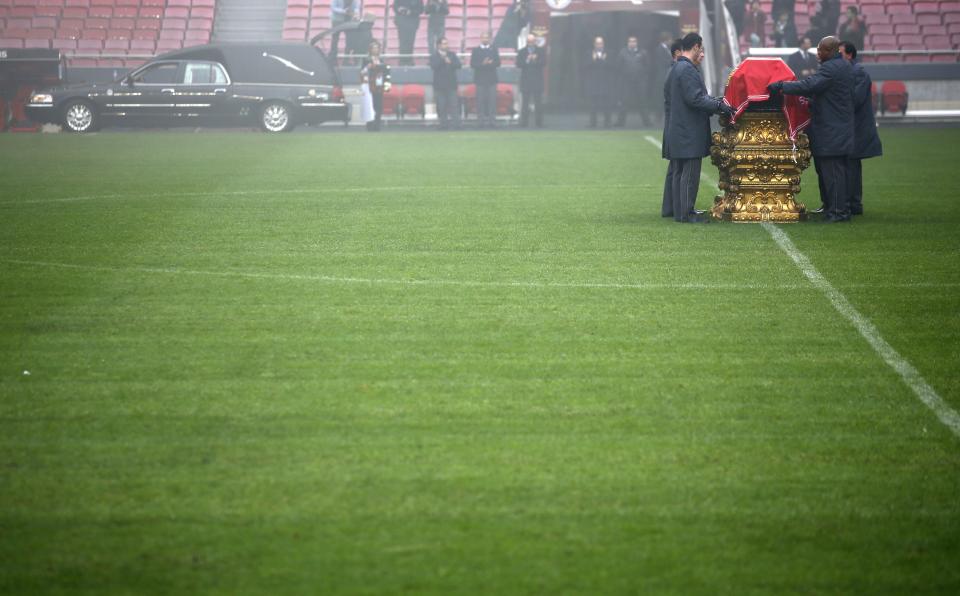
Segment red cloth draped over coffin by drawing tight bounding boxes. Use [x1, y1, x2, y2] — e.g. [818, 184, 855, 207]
[722, 57, 812, 140]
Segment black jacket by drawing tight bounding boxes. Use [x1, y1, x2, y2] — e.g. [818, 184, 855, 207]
[787, 49, 817, 78]
[470, 45, 500, 86]
[430, 50, 461, 92]
[425, 0, 448, 25]
[516, 45, 545, 93]
[851, 60, 882, 159]
[781, 54, 855, 157]
[662, 57, 724, 159]
[584, 49, 613, 98]
[393, 0, 423, 19]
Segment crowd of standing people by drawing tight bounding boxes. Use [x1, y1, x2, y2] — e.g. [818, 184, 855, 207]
[730, 0, 869, 51]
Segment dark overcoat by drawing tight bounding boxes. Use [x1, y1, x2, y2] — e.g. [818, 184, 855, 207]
[851, 60, 882, 159]
[663, 57, 722, 159]
[584, 51, 614, 99]
[516, 45, 545, 94]
[430, 50, 461, 92]
[470, 45, 501, 86]
[780, 54, 855, 157]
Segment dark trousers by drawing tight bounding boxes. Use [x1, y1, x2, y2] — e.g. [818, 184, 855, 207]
[670, 158, 701, 221]
[661, 160, 675, 217]
[589, 95, 612, 127]
[396, 18, 419, 65]
[520, 88, 542, 127]
[435, 88, 460, 129]
[476, 83, 496, 126]
[427, 18, 445, 54]
[366, 92, 383, 131]
[814, 156, 849, 219]
[847, 157, 863, 214]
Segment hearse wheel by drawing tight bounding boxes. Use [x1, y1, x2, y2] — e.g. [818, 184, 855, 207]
[260, 101, 294, 133]
[62, 100, 99, 133]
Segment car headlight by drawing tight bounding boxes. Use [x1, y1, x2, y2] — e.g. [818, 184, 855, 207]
[30, 94, 53, 104]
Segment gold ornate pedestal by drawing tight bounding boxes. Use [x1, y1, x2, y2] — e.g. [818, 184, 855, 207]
[710, 112, 812, 222]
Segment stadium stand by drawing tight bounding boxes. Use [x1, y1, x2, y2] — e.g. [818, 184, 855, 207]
[738, 0, 960, 62]
[0, 0, 216, 67]
[279, 0, 505, 54]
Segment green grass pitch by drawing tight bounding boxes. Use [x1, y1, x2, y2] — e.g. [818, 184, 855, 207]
[1, 127, 958, 594]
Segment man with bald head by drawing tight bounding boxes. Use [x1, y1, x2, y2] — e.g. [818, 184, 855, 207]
[768, 36, 855, 222]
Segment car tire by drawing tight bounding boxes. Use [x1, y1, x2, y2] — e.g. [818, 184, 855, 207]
[62, 100, 99, 133]
[260, 101, 294, 133]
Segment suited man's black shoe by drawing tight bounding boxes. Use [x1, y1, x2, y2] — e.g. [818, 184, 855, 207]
[820, 214, 851, 223]
[810, 206, 826, 214]
[691, 209, 706, 215]
[680, 215, 712, 224]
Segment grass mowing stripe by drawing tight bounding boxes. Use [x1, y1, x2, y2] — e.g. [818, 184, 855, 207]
[4, 257, 957, 292]
[762, 222, 960, 439]
[0, 183, 650, 206]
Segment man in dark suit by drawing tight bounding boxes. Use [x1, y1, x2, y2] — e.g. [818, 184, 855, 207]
[585, 36, 614, 128]
[769, 36, 855, 223]
[661, 37, 682, 218]
[616, 35, 648, 127]
[393, 0, 423, 66]
[649, 31, 675, 125]
[516, 33, 545, 128]
[788, 37, 817, 79]
[662, 33, 733, 223]
[430, 36, 461, 130]
[840, 40, 882, 215]
[470, 31, 501, 128]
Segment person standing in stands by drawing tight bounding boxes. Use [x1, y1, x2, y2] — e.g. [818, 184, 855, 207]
[662, 33, 734, 223]
[788, 36, 817, 78]
[425, 0, 449, 56]
[493, 0, 530, 50]
[661, 37, 683, 218]
[768, 36, 855, 222]
[616, 35, 647, 127]
[585, 36, 613, 128]
[470, 31, 501, 128]
[393, 0, 424, 66]
[430, 36, 462, 130]
[840, 40, 881, 215]
[772, 11, 797, 47]
[360, 40, 391, 131]
[329, 0, 357, 60]
[516, 33, 546, 128]
[838, 7, 868, 52]
[744, 0, 767, 46]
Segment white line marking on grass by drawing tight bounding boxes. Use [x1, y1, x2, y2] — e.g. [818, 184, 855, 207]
[0, 183, 649, 206]
[644, 133, 960, 437]
[762, 223, 960, 439]
[2, 258, 810, 291]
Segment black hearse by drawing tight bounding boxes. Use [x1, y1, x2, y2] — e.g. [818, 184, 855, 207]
[26, 41, 349, 132]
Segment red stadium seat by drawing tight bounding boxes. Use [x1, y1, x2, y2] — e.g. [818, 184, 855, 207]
[52, 38, 78, 50]
[923, 25, 948, 36]
[31, 16, 58, 28]
[166, 7, 189, 19]
[382, 83, 402, 116]
[914, 2, 940, 15]
[945, 13, 960, 25]
[25, 28, 54, 39]
[924, 35, 953, 48]
[889, 13, 916, 26]
[871, 34, 897, 45]
[401, 83, 425, 117]
[156, 38, 183, 52]
[24, 38, 52, 48]
[495, 83, 513, 116]
[82, 28, 107, 40]
[894, 24, 920, 35]
[881, 81, 908, 114]
[897, 34, 923, 46]
[870, 24, 894, 35]
[916, 15, 943, 26]
[162, 18, 187, 30]
[132, 28, 158, 40]
[460, 83, 476, 115]
[184, 29, 209, 42]
[77, 38, 102, 51]
[0, 38, 24, 48]
[136, 18, 161, 30]
[103, 38, 130, 51]
[159, 28, 184, 40]
[931, 54, 957, 61]
[130, 38, 156, 53]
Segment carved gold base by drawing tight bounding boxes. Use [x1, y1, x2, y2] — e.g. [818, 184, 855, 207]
[710, 112, 812, 223]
